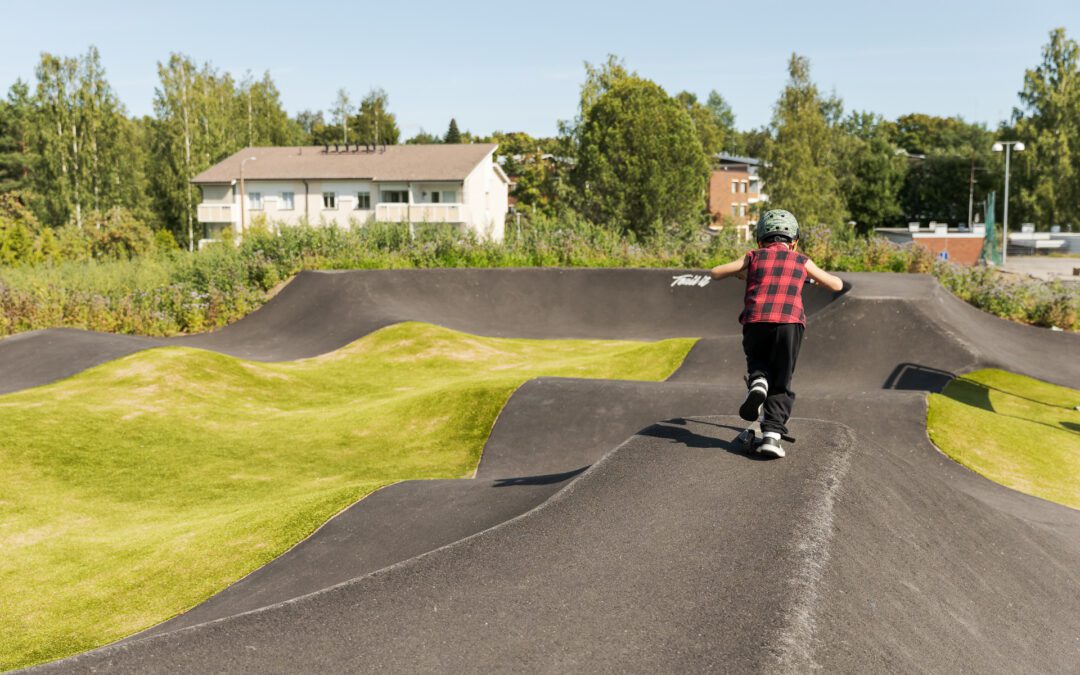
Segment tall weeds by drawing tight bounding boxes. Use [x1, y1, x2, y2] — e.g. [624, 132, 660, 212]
[1, 217, 1076, 336]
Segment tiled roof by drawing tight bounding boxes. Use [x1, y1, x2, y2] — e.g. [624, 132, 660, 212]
[191, 144, 497, 184]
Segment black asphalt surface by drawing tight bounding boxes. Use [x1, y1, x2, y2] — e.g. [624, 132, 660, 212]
[9, 269, 1080, 673]
[1, 268, 834, 394]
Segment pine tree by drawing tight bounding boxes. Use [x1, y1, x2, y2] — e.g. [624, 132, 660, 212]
[444, 118, 462, 144]
[763, 54, 847, 228]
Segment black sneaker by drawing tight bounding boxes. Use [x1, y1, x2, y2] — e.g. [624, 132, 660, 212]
[757, 433, 785, 458]
[739, 377, 768, 421]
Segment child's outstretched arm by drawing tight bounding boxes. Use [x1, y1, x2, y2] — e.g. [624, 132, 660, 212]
[805, 259, 845, 292]
[710, 254, 749, 280]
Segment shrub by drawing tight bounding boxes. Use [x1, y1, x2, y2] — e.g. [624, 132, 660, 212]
[0, 215, 1076, 337]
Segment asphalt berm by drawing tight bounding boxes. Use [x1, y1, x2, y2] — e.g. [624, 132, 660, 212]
[6, 269, 1078, 673]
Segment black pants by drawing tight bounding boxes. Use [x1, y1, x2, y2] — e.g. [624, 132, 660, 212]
[742, 322, 804, 436]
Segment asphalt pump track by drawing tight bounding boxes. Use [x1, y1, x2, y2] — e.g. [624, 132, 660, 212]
[5, 269, 1079, 673]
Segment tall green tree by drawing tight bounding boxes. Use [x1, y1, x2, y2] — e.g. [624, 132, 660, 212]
[559, 55, 635, 158]
[351, 88, 399, 145]
[31, 46, 139, 228]
[405, 129, 443, 144]
[675, 91, 725, 157]
[0, 80, 34, 194]
[1013, 27, 1080, 229]
[150, 53, 238, 248]
[491, 131, 560, 215]
[444, 118, 462, 144]
[886, 113, 997, 225]
[237, 72, 303, 147]
[330, 88, 353, 144]
[763, 54, 846, 227]
[705, 90, 739, 153]
[296, 109, 339, 146]
[834, 111, 907, 230]
[572, 77, 708, 236]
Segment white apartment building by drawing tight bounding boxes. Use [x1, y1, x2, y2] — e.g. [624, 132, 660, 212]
[192, 143, 511, 244]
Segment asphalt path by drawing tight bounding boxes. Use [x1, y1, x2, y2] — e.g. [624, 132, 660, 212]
[10, 269, 1080, 673]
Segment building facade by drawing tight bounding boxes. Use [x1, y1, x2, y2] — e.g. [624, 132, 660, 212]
[707, 154, 767, 240]
[876, 223, 987, 266]
[192, 144, 511, 245]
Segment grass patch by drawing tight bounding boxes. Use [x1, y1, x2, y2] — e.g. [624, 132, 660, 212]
[928, 368, 1080, 509]
[0, 322, 695, 670]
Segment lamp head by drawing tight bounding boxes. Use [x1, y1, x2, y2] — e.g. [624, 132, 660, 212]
[992, 142, 1004, 152]
[1014, 142, 1025, 152]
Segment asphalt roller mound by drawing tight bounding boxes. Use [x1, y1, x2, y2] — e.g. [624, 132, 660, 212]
[33, 408, 1080, 673]
[9, 269, 1080, 672]
[0, 268, 839, 394]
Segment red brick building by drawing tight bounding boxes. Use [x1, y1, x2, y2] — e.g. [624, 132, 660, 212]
[707, 154, 766, 240]
[877, 224, 987, 266]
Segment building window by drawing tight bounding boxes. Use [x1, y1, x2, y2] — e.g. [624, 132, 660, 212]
[322, 192, 336, 209]
[380, 190, 408, 203]
[281, 192, 294, 210]
[430, 191, 440, 203]
[731, 204, 739, 217]
[742, 181, 749, 193]
[248, 192, 262, 210]
[442, 190, 456, 203]
[355, 192, 370, 209]
[740, 204, 747, 217]
[731, 180, 737, 194]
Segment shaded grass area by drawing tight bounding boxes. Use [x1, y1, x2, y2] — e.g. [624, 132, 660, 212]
[928, 368, 1080, 509]
[0, 322, 695, 670]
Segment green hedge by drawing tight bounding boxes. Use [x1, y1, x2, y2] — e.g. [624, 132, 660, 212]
[0, 216, 1076, 336]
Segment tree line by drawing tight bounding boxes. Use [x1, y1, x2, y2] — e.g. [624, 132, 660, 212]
[0, 29, 1077, 259]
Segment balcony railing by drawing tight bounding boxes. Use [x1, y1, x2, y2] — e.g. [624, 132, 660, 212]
[375, 203, 466, 223]
[197, 203, 237, 223]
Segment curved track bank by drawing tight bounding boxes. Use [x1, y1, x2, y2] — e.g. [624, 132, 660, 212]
[10, 270, 1080, 673]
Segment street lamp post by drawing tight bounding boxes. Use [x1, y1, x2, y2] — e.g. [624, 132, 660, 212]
[239, 156, 257, 236]
[991, 141, 1024, 265]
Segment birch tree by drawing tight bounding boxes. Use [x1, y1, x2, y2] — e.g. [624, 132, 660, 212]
[238, 71, 301, 147]
[31, 47, 133, 228]
[331, 88, 353, 144]
[151, 54, 237, 248]
[353, 88, 400, 145]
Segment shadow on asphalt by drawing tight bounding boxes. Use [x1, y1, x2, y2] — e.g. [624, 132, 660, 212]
[492, 466, 590, 488]
[638, 419, 772, 461]
[883, 363, 956, 392]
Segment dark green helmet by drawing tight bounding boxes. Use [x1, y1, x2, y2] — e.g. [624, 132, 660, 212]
[755, 209, 800, 242]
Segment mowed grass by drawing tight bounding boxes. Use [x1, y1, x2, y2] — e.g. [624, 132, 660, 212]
[0, 322, 695, 670]
[929, 368, 1080, 509]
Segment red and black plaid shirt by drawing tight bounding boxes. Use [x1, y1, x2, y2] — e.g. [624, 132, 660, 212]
[739, 243, 809, 325]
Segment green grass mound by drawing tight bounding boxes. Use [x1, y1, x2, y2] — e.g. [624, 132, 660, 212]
[929, 368, 1080, 509]
[0, 322, 695, 670]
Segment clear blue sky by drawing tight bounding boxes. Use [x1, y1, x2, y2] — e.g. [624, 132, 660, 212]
[1, 0, 1077, 138]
